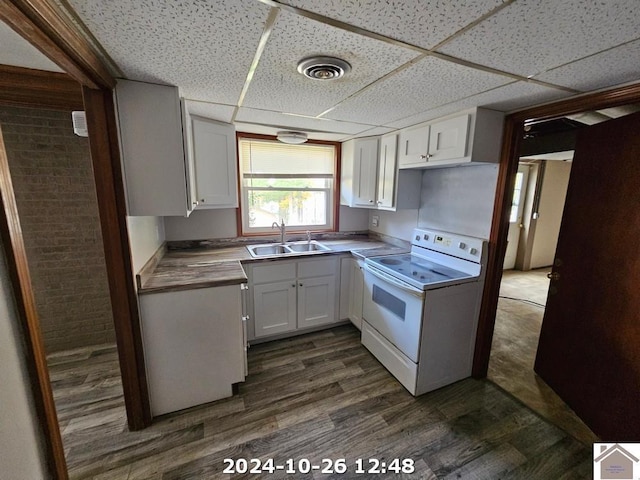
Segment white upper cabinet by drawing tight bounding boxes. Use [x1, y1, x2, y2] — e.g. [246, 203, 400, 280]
[342, 134, 420, 211]
[115, 79, 188, 216]
[341, 136, 379, 208]
[398, 108, 504, 169]
[377, 134, 397, 209]
[183, 112, 238, 210]
[398, 123, 430, 168]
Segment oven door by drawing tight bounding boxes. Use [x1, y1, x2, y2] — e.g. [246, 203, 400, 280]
[363, 264, 425, 363]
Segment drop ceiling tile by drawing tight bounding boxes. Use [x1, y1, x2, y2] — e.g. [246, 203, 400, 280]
[68, 0, 270, 105]
[279, 0, 505, 49]
[324, 56, 512, 125]
[534, 39, 640, 92]
[236, 107, 372, 135]
[183, 100, 235, 123]
[438, 0, 640, 78]
[347, 126, 397, 138]
[241, 10, 419, 116]
[385, 81, 572, 129]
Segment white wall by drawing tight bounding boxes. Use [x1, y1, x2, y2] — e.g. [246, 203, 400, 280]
[127, 216, 165, 273]
[163, 205, 369, 241]
[418, 164, 498, 239]
[0, 241, 47, 480]
[529, 161, 572, 268]
[339, 205, 369, 232]
[368, 209, 419, 241]
[164, 209, 237, 241]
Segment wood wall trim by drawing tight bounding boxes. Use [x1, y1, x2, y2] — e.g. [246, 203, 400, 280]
[82, 87, 151, 430]
[0, 0, 115, 89]
[472, 80, 640, 377]
[0, 125, 68, 478]
[0, 65, 83, 111]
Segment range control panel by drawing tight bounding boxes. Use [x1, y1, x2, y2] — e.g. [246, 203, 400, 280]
[412, 228, 486, 262]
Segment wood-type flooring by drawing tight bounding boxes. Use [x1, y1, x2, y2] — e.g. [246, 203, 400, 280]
[488, 270, 599, 445]
[49, 325, 592, 479]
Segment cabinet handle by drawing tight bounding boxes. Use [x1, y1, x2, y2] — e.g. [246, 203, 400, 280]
[291, 284, 296, 288]
[193, 201, 199, 206]
[376, 200, 382, 205]
[299, 282, 303, 287]
[420, 153, 433, 160]
[368, 199, 374, 203]
[200, 199, 205, 203]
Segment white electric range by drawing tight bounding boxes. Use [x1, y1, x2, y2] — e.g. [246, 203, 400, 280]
[361, 228, 487, 396]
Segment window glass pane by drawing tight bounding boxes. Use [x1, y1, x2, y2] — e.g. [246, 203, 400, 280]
[509, 172, 524, 223]
[247, 190, 328, 228]
[239, 138, 336, 233]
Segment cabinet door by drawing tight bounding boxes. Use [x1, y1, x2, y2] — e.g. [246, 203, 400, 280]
[190, 116, 238, 208]
[377, 134, 398, 209]
[398, 123, 430, 168]
[115, 80, 187, 216]
[428, 114, 470, 162]
[253, 281, 297, 338]
[298, 274, 337, 329]
[352, 137, 379, 207]
[349, 260, 364, 330]
[139, 285, 243, 416]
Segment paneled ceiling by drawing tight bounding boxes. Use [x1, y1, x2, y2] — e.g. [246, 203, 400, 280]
[29, 0, 640, 139]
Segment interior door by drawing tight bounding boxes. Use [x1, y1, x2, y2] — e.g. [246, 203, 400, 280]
[534, 111, 640, 440]
[503, 164, 529, 269]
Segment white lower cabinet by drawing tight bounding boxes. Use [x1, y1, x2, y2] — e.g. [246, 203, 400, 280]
[340, 257, 364, 330]
[139, 284, 246, 416]
[249, 256, 339, 340]
[253, 280, 297, 337]
[349, 259, 365, 330]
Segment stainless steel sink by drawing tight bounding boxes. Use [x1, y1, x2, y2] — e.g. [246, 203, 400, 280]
[286, 241, 331, 252]
[246, 241, 331, 257]
[248, 244, 290, 256]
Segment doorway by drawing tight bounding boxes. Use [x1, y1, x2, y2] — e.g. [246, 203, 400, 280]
[484, 104, 640, 443]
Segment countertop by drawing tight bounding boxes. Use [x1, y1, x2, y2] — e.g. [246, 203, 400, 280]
[138, 237, 409, 294]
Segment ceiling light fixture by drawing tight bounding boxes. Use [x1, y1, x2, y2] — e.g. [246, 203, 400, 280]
[297, 56, 351, 80]
[277, 131, 308, 144]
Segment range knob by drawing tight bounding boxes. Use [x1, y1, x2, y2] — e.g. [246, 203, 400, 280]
[469, 248, 478, 255]
[458, 242, 467, 249]
[415, 235, 420, 241]
[423, 234, 429, 240]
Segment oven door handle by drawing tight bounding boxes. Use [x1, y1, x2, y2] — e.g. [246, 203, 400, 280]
[364, 264, 425, 298]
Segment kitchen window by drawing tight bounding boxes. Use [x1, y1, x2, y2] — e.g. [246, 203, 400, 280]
[238, 137, 338, 235]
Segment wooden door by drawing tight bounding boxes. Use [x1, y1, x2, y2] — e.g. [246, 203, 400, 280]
[534, 111, 640, 440]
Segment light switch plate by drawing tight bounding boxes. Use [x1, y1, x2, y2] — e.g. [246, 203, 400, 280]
[372, 215, 379, 227]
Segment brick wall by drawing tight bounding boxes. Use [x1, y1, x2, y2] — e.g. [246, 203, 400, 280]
[0, 106, 115, 352]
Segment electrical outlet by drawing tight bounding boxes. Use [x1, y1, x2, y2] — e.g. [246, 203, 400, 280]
[372, 215, 379, 227]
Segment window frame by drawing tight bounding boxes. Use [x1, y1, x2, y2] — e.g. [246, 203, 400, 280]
[236, 133, 341, 237]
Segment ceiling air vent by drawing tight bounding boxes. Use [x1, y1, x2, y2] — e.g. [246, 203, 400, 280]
[297, 56, 351, 80]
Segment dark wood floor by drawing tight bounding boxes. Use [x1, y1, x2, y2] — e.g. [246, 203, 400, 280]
[48, 325, 592, 479]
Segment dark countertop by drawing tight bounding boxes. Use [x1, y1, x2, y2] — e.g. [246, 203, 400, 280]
[138, 237, 409, 294]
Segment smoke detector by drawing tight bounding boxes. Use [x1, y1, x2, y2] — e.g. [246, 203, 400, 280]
[297, 56, 351, 80]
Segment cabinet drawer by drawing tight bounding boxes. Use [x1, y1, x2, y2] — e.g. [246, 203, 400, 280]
[252, 262, 296, 284]
[298, 257, 337, 278]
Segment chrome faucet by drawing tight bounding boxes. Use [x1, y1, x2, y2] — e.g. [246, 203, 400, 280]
[306, 230, 312, 243]
[272, 220, 286, 244]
